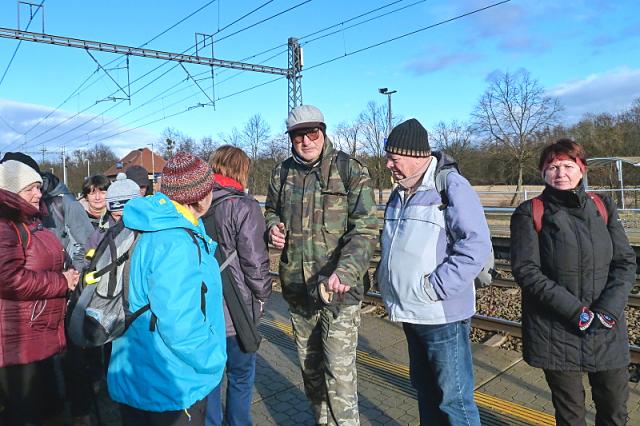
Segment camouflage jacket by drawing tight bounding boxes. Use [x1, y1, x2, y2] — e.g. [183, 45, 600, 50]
[264, 138, 378, 309]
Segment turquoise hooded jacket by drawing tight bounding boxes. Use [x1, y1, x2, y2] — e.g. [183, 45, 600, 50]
[107, 193, 226, 411]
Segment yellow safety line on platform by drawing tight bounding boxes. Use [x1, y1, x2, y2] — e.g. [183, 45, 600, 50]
[263, 318, 556, 426]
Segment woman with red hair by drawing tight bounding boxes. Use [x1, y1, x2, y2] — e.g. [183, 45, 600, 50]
[510, 138, 636, 425]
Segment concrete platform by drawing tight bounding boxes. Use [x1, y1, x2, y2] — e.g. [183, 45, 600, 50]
[90, 292, 639, 425]
[249, 294, 640, 425]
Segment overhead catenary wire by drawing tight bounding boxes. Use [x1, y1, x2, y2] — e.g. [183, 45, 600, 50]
[16, 0, 305, 151]
[0, 1, 45, 89]
[78, 0, 512, 147]
[69, 0, 420, 137]
[305, 0, 512, 72]
[2, 0, 219, 151]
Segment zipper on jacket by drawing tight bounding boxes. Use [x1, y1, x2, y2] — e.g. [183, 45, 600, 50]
[569, 212, 585, 367]
[386, 190, 411, 318]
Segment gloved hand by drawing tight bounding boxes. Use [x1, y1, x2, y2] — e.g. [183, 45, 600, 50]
[576, 307, 594, 332]
[595, 311, 616, 329]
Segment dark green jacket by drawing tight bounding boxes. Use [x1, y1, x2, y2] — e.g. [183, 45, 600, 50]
[264, 138, 378, 309]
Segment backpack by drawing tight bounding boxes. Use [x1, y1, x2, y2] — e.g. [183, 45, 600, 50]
[11, 222, 30, 251]
[531, 193, 608, 233]
[68, 220, 207, 347]
[435, 167, 496, 289]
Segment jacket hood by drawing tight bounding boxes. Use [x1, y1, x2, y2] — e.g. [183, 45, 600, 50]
[432, 150, 459, 174]
[202, 187, 245, 221]
[41, 172, 72, 198]
[0, 188, 40, 222]
[123, 192, 208, 237]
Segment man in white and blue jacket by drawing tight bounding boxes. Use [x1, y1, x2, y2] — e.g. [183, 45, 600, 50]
[377, 118, 492, 426]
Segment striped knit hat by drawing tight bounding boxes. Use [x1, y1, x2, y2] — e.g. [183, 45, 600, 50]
[160, 152, 215, 205]
[385, 118, 431, 157]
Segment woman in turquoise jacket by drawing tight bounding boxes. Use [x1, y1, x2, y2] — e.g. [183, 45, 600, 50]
[107, 152, 227, 426]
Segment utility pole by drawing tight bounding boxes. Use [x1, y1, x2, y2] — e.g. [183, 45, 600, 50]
[61, 147, 67, 185]
[378, 88, 397, 137]
[40, 146, 46, 163]
[83, 158, 90, 178]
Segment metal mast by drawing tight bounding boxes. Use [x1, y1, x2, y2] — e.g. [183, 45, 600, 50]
[287, 37, 303, 112]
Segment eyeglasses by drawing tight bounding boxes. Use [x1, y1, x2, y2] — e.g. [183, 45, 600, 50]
[291, 127, 321, 144]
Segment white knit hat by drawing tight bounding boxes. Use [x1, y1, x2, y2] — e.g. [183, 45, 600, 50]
[0, 160, 43, 194]
[106, 172, 141, 211]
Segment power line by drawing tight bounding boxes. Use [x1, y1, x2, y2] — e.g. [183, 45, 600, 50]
[3, 0, 218, 151]
[305, 0, 511, 72]
[77, 0, 512, 147]
[213, 0, 275, 36]
[0, 114, 20, 133]
[215, 0, 312, 43]
[18, 0, 299, 150]
[301, 0, 428, 47]
[0, 1, 45, 88]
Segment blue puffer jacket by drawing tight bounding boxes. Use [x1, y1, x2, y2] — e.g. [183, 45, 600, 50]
[107, 193, 227, 411]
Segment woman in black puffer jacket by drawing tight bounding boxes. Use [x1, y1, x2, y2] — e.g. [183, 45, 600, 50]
[510, 139, 636, 426]
[201, 145, 271, 426]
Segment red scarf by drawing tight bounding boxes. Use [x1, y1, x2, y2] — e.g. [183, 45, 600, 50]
[213, 173, 244, 191]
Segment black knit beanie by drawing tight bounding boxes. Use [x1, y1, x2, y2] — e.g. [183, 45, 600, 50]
[385, 118, 431, 157]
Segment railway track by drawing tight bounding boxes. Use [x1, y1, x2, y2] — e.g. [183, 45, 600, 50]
[267, 269, 640, 363]
[362, 290, 640, 364]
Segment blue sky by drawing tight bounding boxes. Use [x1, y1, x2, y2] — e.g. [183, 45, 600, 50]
[0, 0, 639, 159]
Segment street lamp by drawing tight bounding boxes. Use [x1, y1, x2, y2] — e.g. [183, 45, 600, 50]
[83, 158, 90, 178]
[378, 87, 397, 137]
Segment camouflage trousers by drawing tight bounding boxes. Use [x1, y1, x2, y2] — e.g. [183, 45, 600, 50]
[289, 304, 361, 426]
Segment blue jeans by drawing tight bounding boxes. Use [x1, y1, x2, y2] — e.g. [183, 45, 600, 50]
[403, 319, 481, 426]
[205, 336, 256, 426]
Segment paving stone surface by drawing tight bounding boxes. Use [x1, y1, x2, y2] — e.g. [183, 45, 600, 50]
[86, 291, 639, 425]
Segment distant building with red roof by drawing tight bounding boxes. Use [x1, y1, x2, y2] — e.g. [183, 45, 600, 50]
[103, 147, 165, 180]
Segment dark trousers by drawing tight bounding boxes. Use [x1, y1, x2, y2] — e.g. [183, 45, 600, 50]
[63, 342, 104, 416]
[544, 368, 629, 426]
[206, 336, 256, 426]
[120, 398, 207, 426]
[0, 357, 63, 425]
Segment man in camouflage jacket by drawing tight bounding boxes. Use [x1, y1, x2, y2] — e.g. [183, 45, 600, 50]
[265, 105, 377, 425]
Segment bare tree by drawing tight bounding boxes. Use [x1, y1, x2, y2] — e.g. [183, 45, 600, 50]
[360, 101, 393, 204]
[431, 120, 473, 159]
[218, 127, 243, 147]
[334, 121, 362, 156]
[471, 69, 561, 203]
[264, 133, 290, 163]
[197, 136, 219, 161]
[242, 114, 271, 193]
[242, 114, 271, 161]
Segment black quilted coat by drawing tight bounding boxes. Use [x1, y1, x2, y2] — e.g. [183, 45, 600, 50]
[510, 185, 636, 371]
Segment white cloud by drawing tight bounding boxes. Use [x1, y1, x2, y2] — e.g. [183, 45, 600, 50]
[0, 98, 159, 159]
[548, 67, 640, 123]
[405, 52, 482, 75]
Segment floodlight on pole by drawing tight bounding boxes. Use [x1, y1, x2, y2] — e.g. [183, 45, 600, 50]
[378, 88, 397, 137]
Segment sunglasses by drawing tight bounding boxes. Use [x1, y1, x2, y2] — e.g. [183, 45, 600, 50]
[291, 127, 321, 144]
